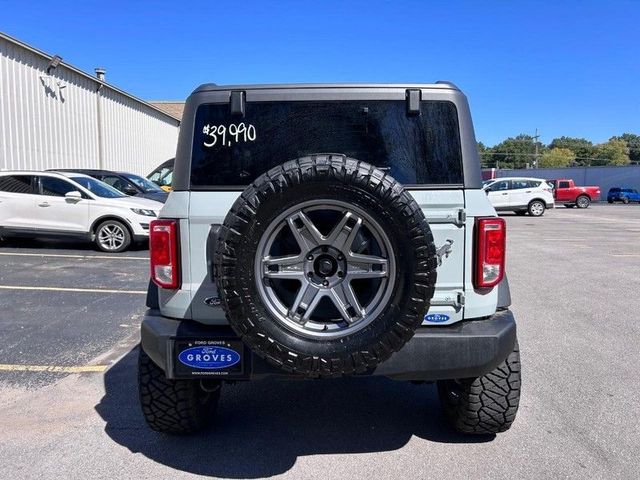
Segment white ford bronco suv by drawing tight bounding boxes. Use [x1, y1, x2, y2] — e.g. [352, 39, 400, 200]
[139, 82, 521, 435]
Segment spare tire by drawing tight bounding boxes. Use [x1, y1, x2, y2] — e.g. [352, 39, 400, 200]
[214, 155, 437, 378]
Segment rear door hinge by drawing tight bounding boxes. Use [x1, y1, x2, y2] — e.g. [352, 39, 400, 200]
[406, 89, 421, 116]
[456, 208, 466, 226]
[230, 91, 246, 116]
[457, 291, 465, 307]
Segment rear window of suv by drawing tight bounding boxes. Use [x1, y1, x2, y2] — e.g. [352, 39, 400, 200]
[190, 100, 463, 188]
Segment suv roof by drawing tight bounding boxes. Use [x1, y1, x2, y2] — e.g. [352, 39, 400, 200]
[192, 81, 461, 94]
[0, 170, 77, 176]
[55, 171, 94, 179]
[489, 177, 548, 182]
[49, 168, 134, 176]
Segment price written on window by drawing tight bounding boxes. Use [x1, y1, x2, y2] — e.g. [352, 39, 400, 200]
[202, 123, 256, 147]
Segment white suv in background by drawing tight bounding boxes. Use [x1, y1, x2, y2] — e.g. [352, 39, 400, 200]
[483, 177, 555, 216]
[0, 171, 163, 252]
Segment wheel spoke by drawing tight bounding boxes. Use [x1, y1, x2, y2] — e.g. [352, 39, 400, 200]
[289, 282, 323, 323]
[346, 253, 389, 279]
[287, 211, 323, 252]
[263, 254, 302, 267]
[326, 212, 362, 251]
[329, 283, 363, 323]
[262, 254, 305, 279]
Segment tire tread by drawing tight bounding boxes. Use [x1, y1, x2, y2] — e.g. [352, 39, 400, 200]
[438, 342, 521, 434]
[138, 349, 220, 434]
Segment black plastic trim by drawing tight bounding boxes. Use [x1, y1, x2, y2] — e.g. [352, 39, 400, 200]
[146, 279, 159, 309]
[497, 274, 512, 309]
[141, 309, 516, 381]
[0, 226, 91, 241]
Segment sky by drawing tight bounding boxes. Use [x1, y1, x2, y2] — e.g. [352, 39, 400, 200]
[2, 0, 639, 146]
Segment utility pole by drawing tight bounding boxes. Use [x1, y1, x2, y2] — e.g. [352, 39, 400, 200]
[533, 128, 541, 169]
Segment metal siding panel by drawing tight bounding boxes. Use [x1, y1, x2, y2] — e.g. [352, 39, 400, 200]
[99, 87, 178, 175]
[1, 36, 178, 174]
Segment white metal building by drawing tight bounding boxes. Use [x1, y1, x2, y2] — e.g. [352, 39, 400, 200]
[0, 32, 180, 176]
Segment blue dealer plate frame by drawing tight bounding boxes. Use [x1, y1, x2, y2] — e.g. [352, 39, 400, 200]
[172, 338, 246, 378]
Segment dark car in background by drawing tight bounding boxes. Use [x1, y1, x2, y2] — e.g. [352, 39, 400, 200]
[51, 169, 168, 203]
[607, 187, 640, 204]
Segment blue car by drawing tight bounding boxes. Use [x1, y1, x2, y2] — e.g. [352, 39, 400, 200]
[608, 187, 640, 204]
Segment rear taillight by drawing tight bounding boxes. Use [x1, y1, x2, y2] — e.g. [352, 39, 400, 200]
[474, 217, 506, 289]
[150, 219, 180, 289]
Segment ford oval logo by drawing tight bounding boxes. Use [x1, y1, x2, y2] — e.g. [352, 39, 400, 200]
[178, 346, 240, 369]
[425, 313, 450, 323]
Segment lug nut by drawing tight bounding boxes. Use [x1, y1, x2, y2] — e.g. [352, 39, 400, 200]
[307, 272, 313, 278]
[323, 280, 329, 287]
[307, 254, 314, 261]
[337, 254, 344, 261]
[338, 271, 344, 278]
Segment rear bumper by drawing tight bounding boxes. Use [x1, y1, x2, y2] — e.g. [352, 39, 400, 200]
[141, 309, 517, 381]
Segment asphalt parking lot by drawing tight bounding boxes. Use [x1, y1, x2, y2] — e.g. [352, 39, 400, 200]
[1, 203, 639, 480]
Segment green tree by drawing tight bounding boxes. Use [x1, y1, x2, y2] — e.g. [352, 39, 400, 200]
[610, 133, 640, 163]
[477, 142, 493, 168]
[540, 147, 575, 168]
[594, 139, 630, 166]
[548, 136, 595, 165]
[490, 134, 542, 169]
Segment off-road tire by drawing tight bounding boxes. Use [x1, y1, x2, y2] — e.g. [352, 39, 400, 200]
[138, 348, 221, 434]
[437, 340, 521, 435]
[576, 195, 591, 209]
[214, 155, 437, 378]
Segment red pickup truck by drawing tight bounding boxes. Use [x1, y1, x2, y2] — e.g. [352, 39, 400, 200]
[548, 179, 601, 208]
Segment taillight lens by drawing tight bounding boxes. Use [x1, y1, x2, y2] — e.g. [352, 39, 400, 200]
[474, 217, 506, 289]
[150, 219, 180, 289]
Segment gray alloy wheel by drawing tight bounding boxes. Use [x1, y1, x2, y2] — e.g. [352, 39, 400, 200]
[576, 195, 591, 208]
[95, 220, 131, 252]
[528, 200, 545, 217]
[255, 200, 396, 340]
[622, 196, 630, 204]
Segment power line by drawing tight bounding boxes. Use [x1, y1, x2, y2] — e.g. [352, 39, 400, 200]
[479, 152, 628, 162]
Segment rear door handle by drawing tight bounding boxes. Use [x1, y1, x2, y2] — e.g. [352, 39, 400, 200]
[501, 193, 508, 195]
[525, 190, 532, 193]
[38, 202, 50, 207]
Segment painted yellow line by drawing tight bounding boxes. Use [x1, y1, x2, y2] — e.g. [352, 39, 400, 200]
[0, 285, 146, 294]
[0, 252, 148, 260]
[0, 364, 108, 373]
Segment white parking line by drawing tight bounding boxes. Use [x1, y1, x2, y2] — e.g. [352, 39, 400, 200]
[0, 252, 148, 260]
[0, 285, 146, 294]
